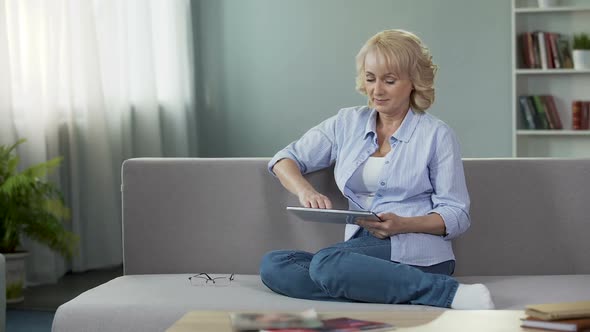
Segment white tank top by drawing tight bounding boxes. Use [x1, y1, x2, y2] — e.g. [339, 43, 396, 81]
[347, 156, 386, 210]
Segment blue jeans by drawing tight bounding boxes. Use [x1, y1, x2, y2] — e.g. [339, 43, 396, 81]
[259, 229, 459, 308]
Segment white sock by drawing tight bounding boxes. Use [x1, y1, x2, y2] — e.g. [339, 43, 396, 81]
[451, 283, 495, 310]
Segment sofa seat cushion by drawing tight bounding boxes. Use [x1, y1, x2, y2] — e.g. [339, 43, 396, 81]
[52, 274, 590, 332]
[458, 274, 590, 309]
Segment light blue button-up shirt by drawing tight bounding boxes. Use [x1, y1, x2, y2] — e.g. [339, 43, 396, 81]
[268, 106, 471, 266]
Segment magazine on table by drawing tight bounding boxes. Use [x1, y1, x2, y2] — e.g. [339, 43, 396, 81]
[230, 309, 323, 331]
[261, 316, 394, 332]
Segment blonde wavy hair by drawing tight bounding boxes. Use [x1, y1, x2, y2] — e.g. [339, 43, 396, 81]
[355, 29, 438, 112]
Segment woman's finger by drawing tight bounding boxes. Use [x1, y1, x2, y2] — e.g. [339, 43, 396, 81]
[371, 229, 385, 239]
[323, 197, 333, 209]
[309, 199, 319, 209]
[316, 198, 326, 209]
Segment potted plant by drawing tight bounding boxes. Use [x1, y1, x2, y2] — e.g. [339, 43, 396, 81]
[572, 33, 590, 70]
[0, 139, 78, 303]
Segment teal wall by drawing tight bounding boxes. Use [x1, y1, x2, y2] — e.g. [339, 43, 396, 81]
[194, 0, 512, 158]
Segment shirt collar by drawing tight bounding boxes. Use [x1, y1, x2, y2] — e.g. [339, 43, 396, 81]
[363, 108, 421, 143]
[363, 109, 378, 140]
[394, 108, 421, 142]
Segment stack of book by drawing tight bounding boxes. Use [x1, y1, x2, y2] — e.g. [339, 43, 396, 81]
[519, 31, 573, 70]
[519, 95, 563, 130]
[521, 301, 590, 331]
[572, 101, 590, 130]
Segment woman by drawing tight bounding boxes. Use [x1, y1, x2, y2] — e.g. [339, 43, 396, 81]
[260, 29, 494, 309]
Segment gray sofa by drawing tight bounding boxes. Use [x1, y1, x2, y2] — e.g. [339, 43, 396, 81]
[52, 158, 590, 332]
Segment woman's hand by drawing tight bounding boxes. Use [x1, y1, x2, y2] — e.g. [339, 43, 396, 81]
[355, 212, 407, 239]
[273, 159, 332, 209]
[297, 189, 332, 209]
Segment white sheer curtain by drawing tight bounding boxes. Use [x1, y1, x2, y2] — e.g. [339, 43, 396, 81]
[0, 0, 197, 284]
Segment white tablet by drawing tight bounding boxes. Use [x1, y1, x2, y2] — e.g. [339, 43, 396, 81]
[286, 206, 382, 224]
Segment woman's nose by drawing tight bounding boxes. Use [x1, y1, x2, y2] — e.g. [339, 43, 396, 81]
[374, 81, 384, 94]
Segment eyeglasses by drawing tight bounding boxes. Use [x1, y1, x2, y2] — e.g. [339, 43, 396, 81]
[188, 273, 235, 286]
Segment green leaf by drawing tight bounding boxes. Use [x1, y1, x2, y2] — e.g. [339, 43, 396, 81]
[23, 214, 79, 259]
[22, 157, 62, 179]
[7, 155, 19, 175]
[0, 139, 77, 258]
[44, 199, 71, 220]
[6, 138, 26, 155]
[573, 33, 590, 50]
[0, 174, 35, 196]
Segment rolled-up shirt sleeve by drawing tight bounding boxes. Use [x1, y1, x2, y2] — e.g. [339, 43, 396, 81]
[268, 112, 340, 176]
[427, 126, 471, 240]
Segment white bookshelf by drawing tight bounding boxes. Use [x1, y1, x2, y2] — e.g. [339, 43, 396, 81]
[516, 69, 590, 74]
[512, 0, 590, 157]
[517, 129, 590, 135]
[514, 6, 590, 13]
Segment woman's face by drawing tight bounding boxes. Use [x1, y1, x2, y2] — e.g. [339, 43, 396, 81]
[364, 50, 413, 116]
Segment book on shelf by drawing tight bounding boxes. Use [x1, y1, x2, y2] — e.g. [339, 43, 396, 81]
[542, 95, 563, 129]
[521, 316, 590, 331]
[537, 31, 549, 70]
[519, 96, 537, 129]
[572, 101, 590, 130]
[557, 38, 574, 69]
[519, 95, 563, 130]
[533, 33, 541, 68]
[516, 32, 535, 68]
[582, 102, 590, 130]
[520, 32, 541, 69]
[261, 317, 394, 332]
[573, 101, 582, 130]
[532, 95, 550, 129]
[521, 32, 535, 68]
[518, 31, 572, 69]
[549, 33, 560, 69]
[525, 301, 590, 321]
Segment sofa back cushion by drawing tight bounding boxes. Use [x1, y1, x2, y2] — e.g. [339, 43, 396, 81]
[121, 158, 590, 276]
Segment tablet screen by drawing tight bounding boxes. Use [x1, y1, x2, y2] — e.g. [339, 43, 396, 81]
[286, 206, 381, 224]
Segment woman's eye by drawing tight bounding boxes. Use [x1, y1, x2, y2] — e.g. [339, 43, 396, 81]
[386, 80, 396, 84]
[365, 78, 375, 82]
